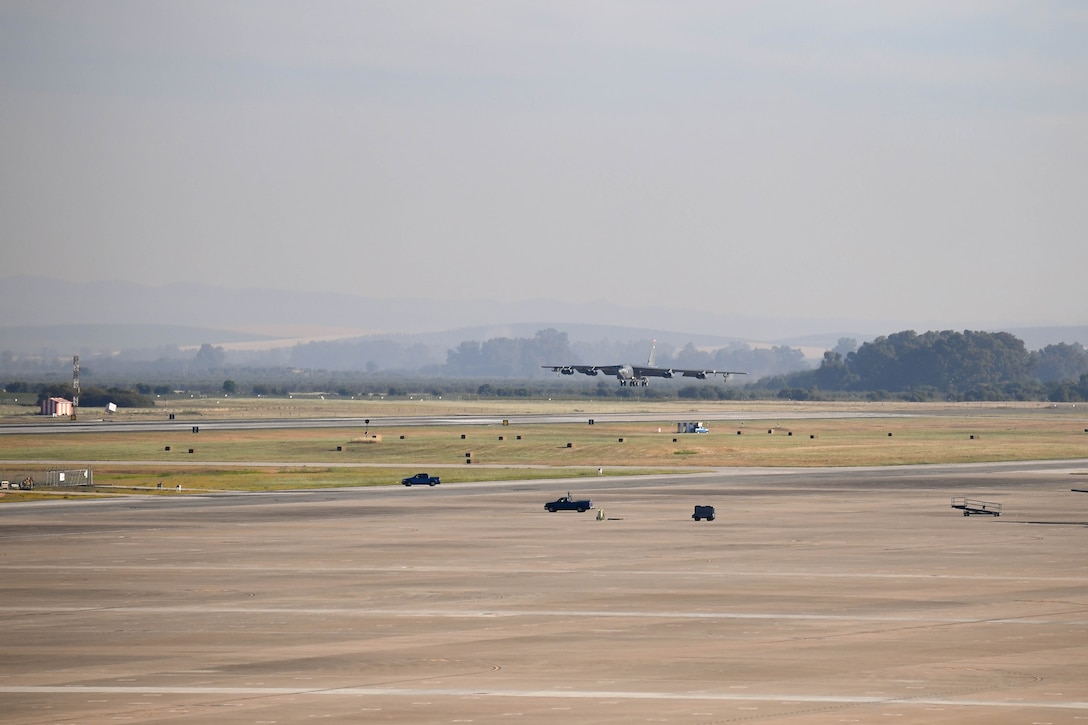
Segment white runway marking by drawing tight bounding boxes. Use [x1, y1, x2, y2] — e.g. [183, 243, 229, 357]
[4, 563, 1087, 584]
[0, 685, 1085, 710]
[2, 605, 1085, 625]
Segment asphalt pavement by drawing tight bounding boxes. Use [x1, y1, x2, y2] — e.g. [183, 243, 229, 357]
[2, 460, 1088, 723]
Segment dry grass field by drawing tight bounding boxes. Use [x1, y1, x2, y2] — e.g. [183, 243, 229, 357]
[2, 398, 1086, 496]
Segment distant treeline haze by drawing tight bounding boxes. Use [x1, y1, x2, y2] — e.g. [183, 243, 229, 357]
[4, 328, 1088, 403]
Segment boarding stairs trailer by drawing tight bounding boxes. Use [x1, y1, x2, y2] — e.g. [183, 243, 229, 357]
[951, 497, 1002, 517]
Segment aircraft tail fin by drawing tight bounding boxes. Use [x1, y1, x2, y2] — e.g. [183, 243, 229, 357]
[647, 339, 657, 367]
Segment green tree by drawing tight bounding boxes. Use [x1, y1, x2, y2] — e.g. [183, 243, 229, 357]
[1033, 343, 1088, 383]
[833, 338, 858, 356]
[193, 344, 226, 370]
[813, 351, 856, 390]
[846, 330, 1030, 395]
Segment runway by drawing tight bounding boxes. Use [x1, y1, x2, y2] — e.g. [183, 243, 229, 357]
[2, 462, 1088, 723]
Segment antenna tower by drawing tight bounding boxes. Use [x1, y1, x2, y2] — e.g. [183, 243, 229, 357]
[72, 354, 80, 420]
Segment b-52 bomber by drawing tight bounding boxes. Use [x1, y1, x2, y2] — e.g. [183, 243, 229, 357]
[543, 340, 746, 387]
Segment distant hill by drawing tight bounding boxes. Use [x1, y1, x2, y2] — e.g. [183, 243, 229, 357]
[0, 274, 859, 354]
[2, 275, 1084, 360]
[0, 324, 275, 355]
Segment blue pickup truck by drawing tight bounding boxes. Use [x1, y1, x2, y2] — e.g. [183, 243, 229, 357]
[544, 495, 594, 513]
[401, 472, 440, 486]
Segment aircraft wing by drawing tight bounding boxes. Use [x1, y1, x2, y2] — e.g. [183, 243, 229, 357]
[541, 364, 620, 377]
[630, 366, 676, 379]
[632, 366, 748, 380]
[678, 368, 747, 380]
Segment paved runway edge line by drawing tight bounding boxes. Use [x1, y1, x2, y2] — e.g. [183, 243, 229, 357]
[3, 605, 1087, 625]
[1, 686, 1086, 710]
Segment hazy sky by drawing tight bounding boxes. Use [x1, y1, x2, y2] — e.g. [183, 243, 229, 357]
[3, 1, 1086, 333]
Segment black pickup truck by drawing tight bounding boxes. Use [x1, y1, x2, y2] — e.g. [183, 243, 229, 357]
[544, 495, 594, 512]
[692, 505, 716, 521]
[401, 472, 441, 486]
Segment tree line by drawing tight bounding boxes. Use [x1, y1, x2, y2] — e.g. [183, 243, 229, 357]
[764, 330, 1088, 401]
[5, 328, 1088, 405]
